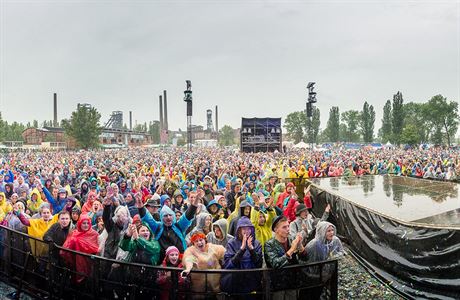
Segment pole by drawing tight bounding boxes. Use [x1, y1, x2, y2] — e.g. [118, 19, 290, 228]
[184, 80, 193, 151]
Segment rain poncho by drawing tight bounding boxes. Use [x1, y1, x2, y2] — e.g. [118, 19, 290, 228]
[119, 223, 161, 265]
[0, 192, 12, 222]
[222, 217, 263, 293]
[27, 188, 44, 215]
[250, 206, 276, 250]
[183, 242, 225, 294]
[306, 221, 344, 262]
[206, 218, 233, 247]
[61, 216, 100, 283]
[186, 212, 211, 244]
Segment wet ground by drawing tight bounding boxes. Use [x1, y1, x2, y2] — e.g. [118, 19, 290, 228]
[338, 246, 403, 300]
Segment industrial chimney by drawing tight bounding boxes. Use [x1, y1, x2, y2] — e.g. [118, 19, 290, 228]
[163, 90, 168, 131]
[206, 109, 213, 131]
[159, 95, 164, 131]
[129, 111, 132, 131]
[53, 93, 58, 127]
[215, 105, 219, 141]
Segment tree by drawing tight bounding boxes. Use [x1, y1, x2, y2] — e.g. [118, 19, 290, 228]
[62, 105, 102, 149]
[305, 108, 321, 144]
[324, 107, 340, 142]
[341, 110, 361, 142]
[284, 111, 307, 143]
[424, 95, 459, 146]
[360, 102, 375, 143]
[401, 123, 421, 145]
[402, 102, 429, 144]
[149, 121, 160, 144]
[379, 100, 392, 143]
[219, 125, 236, 146]
[392, 92, 404, 145]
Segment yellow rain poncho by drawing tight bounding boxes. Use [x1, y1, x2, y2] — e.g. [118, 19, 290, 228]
[26, 188, 44, 215]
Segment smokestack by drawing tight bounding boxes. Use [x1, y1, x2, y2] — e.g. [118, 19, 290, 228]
[215, 105, 219, 141]
[53, 93, 58, 127]
[163, 90, 168, 131]
[159, 95, 164, 131]
[129, 111, 132, 131]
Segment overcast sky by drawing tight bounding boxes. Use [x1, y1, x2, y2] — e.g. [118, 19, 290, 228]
[1, 0, 459, 135]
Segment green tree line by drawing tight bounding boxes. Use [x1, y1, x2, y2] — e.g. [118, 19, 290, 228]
[284, 92, 459, 146]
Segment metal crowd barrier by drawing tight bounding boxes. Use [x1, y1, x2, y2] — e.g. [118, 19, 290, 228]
[0, 225, 338, 300]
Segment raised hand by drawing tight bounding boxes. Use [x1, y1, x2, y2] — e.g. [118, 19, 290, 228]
[135, 196, 144, 208]
[247, 235, 254, 250]
[240, 233, 247, 250]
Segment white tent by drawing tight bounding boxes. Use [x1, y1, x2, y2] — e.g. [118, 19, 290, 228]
[293, 141, 309, 148]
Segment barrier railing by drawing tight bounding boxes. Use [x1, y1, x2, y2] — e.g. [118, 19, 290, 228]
[0, 225, 338, 299]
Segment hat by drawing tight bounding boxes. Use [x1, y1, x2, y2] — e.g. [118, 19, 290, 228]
[165, 246, 180, 257]
[271, 215, 287, 231]
[295, 204, 308, 216]
[286, 182, 295, 189]
[145, 198, 161, 208]
[58, 188, 67, 194]
[207, 199, 222, 209]
[151, 194, 161, 201]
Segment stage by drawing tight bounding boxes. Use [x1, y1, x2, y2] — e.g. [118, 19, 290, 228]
[310, 175, 460, 300]
[311, 175, 460, 226]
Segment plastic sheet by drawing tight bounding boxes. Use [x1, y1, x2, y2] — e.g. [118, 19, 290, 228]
[310, 179, 460, 300]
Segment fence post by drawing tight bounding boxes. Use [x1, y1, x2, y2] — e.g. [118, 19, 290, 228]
[330, 260, 338, 300]
[170, 269, 178, 300]
[5, 228, 12, 280]
[263, 269, 272, 300]
[92, 256, 100, 299]
[48, 242, 56, 299]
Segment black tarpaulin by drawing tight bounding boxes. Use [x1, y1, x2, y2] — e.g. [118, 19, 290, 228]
[310, 183, 460, 300]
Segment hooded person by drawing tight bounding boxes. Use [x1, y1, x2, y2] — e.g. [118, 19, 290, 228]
[0, 192, 12, 222]
[27, 188, 44, 216]
[206, 218, 233, 247]
[101, 199, 132, 260]
[81, 191, 98, 215]
[119, 222, 161, 265]
[228, 200, 252, 237]
[276, 182, 295, 209]
[69, 201, 81, 223]
[222, 216, 263, 294]
[172, 189, 186, 212]
[186, 212, 212, 245]
[272, 183, 285, 201]
[304, 221, 344, 299]
[250, 194, 277, 251]
[206, 199, 223, 223]
[61, 215, 100, 284]
[4, 183, 14, 200]
[137, 191, 198, 262]
[306, 221, 344, 262]
[79, 180, 90, 200]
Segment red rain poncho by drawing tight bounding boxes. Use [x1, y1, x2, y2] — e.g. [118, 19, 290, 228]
[61, 216, 99, 283]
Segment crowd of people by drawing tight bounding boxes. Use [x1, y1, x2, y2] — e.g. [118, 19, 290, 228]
[0, 146, 458, 298]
